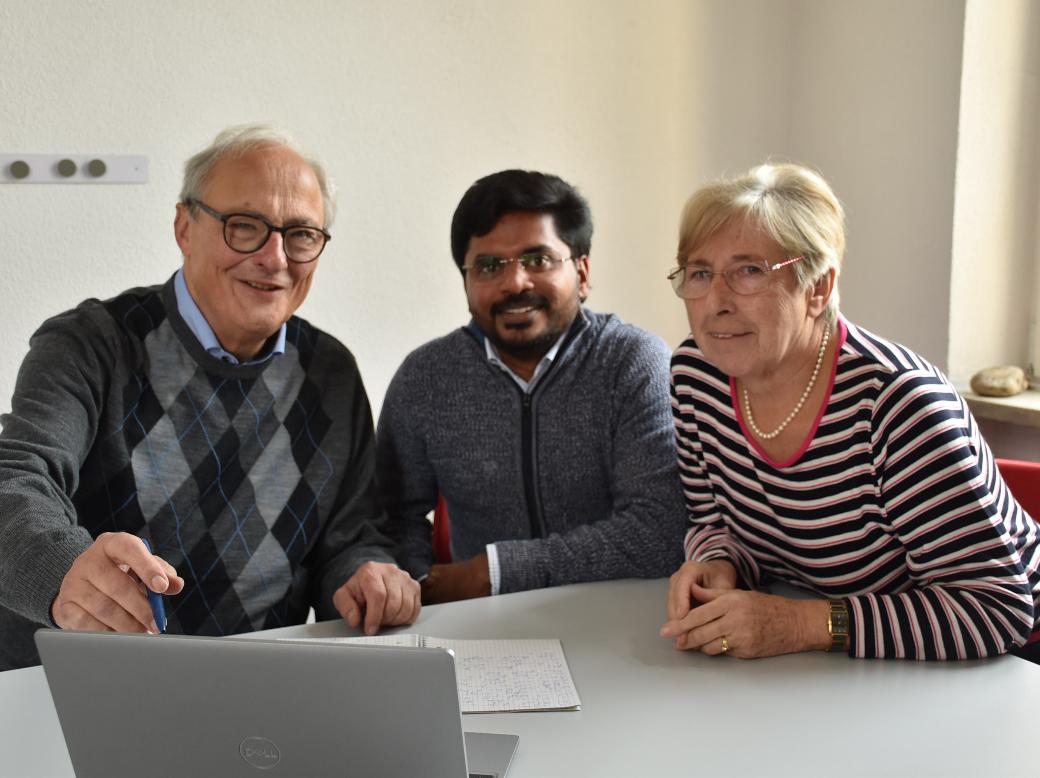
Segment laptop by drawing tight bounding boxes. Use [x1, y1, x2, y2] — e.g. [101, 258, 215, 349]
[35, 629, 518, 778]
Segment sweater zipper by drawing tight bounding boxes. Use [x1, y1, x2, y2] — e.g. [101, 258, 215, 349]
[520, 392, 546, 538]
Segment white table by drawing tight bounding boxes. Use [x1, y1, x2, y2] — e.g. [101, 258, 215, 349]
[4, 578, 1039, 777]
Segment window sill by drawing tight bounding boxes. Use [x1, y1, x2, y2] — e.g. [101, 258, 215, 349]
[961, 389, 1040, 429]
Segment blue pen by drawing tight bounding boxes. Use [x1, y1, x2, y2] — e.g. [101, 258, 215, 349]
[140, 538, 167, 634]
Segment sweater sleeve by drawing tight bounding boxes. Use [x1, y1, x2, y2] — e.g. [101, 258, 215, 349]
[375, 354, 438, 580]
[846, 371, 1036, 659]
[670, 347, 762, 588]
[493, 331, 688, 592]
[308, 346, 398, 620]
[0, 310, 109, 626]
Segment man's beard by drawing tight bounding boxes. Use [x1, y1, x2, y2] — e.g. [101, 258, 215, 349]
[484, 292, 577, 360]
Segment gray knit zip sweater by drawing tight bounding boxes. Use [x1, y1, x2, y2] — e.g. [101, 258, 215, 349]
[376, 309, 686, 593]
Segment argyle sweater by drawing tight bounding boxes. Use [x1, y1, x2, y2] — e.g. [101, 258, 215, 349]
[0, 276, 394, 670]
[377, 309, 687, 592]
[672, 318, 1040, 659]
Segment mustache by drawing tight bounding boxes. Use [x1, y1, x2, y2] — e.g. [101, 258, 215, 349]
[491, 293, 548, 316]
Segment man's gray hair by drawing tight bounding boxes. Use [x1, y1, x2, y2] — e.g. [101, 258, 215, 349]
[179, 124, 337, 227]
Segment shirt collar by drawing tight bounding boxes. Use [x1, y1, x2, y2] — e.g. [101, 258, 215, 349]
[173, 269, 286, 366]
[484, 331, 566, 393]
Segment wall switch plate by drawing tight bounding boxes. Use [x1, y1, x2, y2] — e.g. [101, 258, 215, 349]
[0, 154, 148, 184]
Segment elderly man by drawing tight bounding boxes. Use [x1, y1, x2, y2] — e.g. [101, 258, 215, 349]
[0, 125, 418, 671]
[377, 169, 685, 603]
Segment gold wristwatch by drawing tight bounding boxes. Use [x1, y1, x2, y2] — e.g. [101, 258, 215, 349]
[827, 599, 850, 652]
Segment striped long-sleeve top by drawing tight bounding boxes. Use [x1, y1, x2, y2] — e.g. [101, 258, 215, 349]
[671, 318, 1040, 659]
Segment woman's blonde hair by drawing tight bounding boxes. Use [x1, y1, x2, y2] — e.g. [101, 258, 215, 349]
[677, 162, 845, 325]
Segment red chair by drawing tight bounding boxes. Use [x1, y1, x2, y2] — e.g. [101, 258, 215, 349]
[432, 493, 452, 564]
[995, 458, 1040, 645]
[996, 458, 1040, 519]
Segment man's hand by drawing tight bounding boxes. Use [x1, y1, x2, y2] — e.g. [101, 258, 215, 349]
[660, 585, 830, 658]
[333, 561, 421, 636]
[665, 559, 738, 622]
[421, 553, 491, 605]
[51, 532, 184, 633]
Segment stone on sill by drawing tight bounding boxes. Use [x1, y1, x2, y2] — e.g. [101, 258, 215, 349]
[970, 365, 1029, 397]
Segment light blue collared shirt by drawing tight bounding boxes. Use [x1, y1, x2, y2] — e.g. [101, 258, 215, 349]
[481, 331, 567, 595]
[483, 336, 563, 394]
[173, 269, 286, 365]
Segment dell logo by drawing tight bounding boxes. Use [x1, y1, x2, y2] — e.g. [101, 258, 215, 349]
[240, 736, 281, 769]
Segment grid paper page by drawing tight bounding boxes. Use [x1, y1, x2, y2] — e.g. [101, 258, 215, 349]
[282, 635, 580, 713]
[428, 638, 580, 713]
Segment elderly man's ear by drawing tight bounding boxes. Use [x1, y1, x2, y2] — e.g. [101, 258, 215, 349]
[174, 202, 193, 258]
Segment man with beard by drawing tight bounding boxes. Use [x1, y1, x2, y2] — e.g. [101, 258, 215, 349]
[376, 170, 685, 603]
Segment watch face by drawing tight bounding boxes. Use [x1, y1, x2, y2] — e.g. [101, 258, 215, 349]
[832, 603, 848, 632]
[829, 600, 850, 647]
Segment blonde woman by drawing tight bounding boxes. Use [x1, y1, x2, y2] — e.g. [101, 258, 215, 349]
[660, 163, 1040, 661]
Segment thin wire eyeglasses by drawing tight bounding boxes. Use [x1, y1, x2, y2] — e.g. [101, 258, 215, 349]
[187, 199, 331, 264]
[461, 253, 576, 282]
[667, 256, 805, 299]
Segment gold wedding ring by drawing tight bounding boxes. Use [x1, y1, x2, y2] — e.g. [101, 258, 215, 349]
[720, 636, 729, 654]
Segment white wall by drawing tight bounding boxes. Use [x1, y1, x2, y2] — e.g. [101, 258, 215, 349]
[786, 0, 964, 369]
[949, 0, 1040, 388]
[0, 0, 967, 417]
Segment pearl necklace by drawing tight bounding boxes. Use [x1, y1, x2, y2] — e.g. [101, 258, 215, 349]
[742, 326, 831, 441]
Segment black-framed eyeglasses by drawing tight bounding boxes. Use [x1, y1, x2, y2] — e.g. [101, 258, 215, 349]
[461, 253, 576, 282]
[667, 256, 805, 299]
[186, 198, 331, 264]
